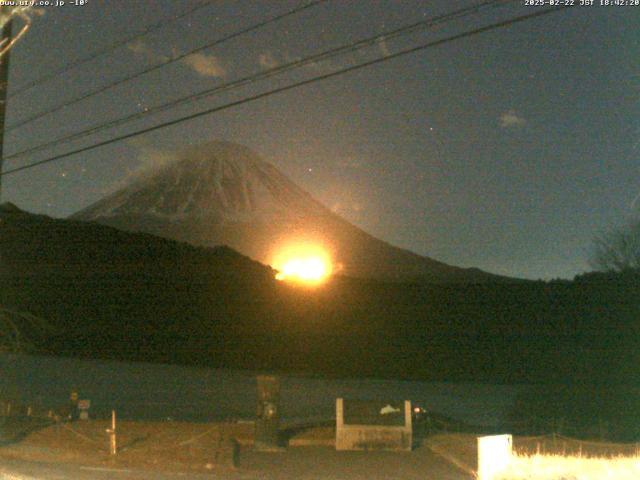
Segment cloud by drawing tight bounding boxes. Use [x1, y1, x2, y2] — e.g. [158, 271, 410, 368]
[336, 156, 362, 169]
[289, 50, 339, 74]
[377, 36, 390, 57]
[182, 52, 227, 78]
[129, 140, 175, 173]
[331, 201, 365, 217]
[304, 58, 340, 74]
[105, 142, 176, 194]
[127, 39, 168, 62]
[499, 110, 527, 128]
[258, 52, 278, 70]
[127, 39, 149, 55]
[280, 51, 346, 75]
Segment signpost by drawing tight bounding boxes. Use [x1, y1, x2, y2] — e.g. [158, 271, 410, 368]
[77, 399, 90, 420]
[255, 375, 281, 451]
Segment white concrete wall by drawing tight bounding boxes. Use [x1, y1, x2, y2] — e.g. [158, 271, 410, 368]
[336, 398, 412, 451]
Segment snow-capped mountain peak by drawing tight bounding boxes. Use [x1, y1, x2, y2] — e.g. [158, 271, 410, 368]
[74, 141, 328, 223]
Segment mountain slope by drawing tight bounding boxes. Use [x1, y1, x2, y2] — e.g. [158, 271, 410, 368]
[71, 141, 512, 283]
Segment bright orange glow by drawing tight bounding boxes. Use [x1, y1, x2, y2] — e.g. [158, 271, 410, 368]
[272, 244, 332, 284]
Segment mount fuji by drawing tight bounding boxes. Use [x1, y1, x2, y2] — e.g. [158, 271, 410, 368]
[71, 141, 512, 283]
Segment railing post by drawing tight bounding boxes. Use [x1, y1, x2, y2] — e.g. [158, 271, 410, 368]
[106, 410, 117, 455]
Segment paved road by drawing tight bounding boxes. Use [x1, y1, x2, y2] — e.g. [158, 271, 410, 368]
[0, 458, 246, 480]
[0, 446, 474, 480]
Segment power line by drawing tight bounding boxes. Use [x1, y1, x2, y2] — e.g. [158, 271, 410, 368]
[10, 0, 216, 98]
[0, 5, 573, 179]
[4, 0, 510, 163]
[5, 0, 330, 133]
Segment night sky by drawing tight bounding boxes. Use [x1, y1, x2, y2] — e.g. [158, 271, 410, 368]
[1, 0, 638, 280]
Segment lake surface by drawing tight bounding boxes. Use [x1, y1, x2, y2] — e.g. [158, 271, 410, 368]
[0, 354, 524, 427]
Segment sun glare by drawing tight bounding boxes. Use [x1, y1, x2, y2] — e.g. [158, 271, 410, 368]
[272, 245, 332, 284]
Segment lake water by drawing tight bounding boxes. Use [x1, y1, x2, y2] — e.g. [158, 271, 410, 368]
[0, 353, 524, 427]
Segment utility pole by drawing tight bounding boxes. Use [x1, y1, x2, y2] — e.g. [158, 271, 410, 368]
[0, 17, 12, 201]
